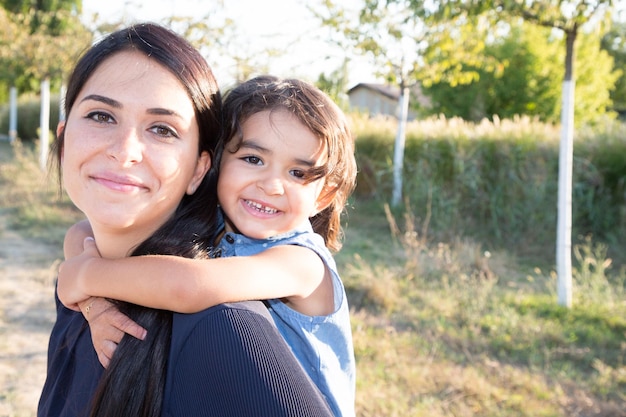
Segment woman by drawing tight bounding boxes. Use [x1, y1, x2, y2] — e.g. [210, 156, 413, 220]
[38, 23, 332, 417]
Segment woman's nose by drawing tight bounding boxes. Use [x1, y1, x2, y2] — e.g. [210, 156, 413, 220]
[107, 129, 143, 164]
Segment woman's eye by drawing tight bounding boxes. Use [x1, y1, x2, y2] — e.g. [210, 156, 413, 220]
[242, 156, 262, 165]
[151, 125, 178, 139]
[86, 111, 114, 124]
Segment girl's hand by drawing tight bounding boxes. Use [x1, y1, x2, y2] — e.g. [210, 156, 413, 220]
[80, 297, 147, 368]
[57, 237, 101, 310]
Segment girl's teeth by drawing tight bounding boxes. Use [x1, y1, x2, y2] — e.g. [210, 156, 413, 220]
[247, 200, 277, 214]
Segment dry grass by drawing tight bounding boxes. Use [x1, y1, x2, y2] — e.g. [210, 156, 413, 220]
[339, 198, 626, 417]
[0, 140, 79, 417]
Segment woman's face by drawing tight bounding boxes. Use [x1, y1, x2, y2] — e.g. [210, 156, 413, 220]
[61, 50, 210, 257]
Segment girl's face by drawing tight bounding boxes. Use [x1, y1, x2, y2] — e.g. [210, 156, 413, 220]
[61, 50, 210, 258]
[217, 109, 329, 239]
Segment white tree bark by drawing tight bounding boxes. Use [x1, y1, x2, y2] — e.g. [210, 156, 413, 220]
[59, 84, 66, 122]
[556, 78, 574, 308]
[391, 87, 410, 206]
[39, 78, 50, 171]
[9, 86, 17, 142]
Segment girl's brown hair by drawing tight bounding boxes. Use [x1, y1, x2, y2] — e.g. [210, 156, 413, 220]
[220, 75, 357, 251]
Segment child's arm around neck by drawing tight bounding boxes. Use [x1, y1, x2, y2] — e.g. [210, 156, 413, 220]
[57, 240, 335, 316]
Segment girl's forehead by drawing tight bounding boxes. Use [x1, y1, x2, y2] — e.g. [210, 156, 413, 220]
[233, 110, 325, 161]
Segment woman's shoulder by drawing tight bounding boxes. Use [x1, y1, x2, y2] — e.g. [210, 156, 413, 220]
[169, 301, 274, 351]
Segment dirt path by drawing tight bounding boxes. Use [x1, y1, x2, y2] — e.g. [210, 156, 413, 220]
[0, 210, 61, 417]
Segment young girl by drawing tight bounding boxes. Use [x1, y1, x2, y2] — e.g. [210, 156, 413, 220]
[58, 75, 358, 417]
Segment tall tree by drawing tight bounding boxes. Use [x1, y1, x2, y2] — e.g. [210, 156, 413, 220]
[314, 0, 493, 206]
[1, 0, 82, 34]
[0, 0, 90, 95]
[424, 19, 618, 125]
[411, 0, 616, 307]
[1, 0, 89, 170]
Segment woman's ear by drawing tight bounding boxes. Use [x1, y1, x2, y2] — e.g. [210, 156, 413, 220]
[57, 121, 65, 160]
[187, 151, 211, 195]
[56, 121, 65, 138]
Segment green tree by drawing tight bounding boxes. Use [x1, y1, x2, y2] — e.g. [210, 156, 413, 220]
[316, 58, 350, 110]
[0, 1, 91, 98]
[314, 0, 493, 205]
[601, 20, 626, 114]
[425, 20, 618, 125]
[409, 0, 616, 308]
[0, 9, 91, 94]
[1, 0, 82, 34]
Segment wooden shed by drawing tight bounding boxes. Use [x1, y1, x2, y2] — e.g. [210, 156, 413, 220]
[347, 83, 419, 120]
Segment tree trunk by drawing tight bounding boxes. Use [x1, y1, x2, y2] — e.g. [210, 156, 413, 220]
[556, 28, 577, 308]
[392, 86, 410, 206]
[9, 86, 17, 142]
[39, 78, 50, 171]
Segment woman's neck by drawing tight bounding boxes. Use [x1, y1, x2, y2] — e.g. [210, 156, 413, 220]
[92, 228, 147, 259]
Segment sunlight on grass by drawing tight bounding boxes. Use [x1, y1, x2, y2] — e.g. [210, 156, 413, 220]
[340, 174, 625, 415]
[0, 140, 83, 243]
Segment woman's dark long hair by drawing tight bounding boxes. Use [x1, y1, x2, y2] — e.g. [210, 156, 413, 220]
[54, 23, 223, 417]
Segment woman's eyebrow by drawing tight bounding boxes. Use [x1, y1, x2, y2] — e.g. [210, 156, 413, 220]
[80, 94, 121, 108]
[79, 94, 183, 118]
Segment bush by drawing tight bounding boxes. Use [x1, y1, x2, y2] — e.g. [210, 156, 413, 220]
[0, 93, 62, 142]
[351, 114, 626, 267]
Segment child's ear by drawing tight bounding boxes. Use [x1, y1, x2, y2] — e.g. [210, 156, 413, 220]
[312, 186, 336, 216]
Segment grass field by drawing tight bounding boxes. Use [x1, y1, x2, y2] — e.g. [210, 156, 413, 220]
[338, 198, 625, 416]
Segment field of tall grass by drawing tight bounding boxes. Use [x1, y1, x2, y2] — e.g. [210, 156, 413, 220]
[342, 114, 625, 416]
[1, 113, 624, 416]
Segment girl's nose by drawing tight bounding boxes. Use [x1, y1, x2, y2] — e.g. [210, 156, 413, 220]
[107, 129, 143, 164]
[257, 175, 284, 195]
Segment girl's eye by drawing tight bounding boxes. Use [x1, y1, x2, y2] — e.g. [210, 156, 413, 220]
[86, 111, 114, 124]
[290, 169, 306, 179]
[150, 124, 179, 139]
[242, 156, 262, 165]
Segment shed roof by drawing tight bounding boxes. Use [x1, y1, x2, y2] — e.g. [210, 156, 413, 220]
[347, 83, 400, 101]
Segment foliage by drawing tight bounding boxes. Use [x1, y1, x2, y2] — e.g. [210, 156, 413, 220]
[420, 0, 615, 28]
[0, 0, 82, 32]
[350, 113, 626, 266]
[313, 0, 491, 90]
[0, 93, 61, 141]
[423, 20, 620, 124]
[0, 3, 92, 98]
[316, 59, 351, 111]
[601, 20, 626, 113]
